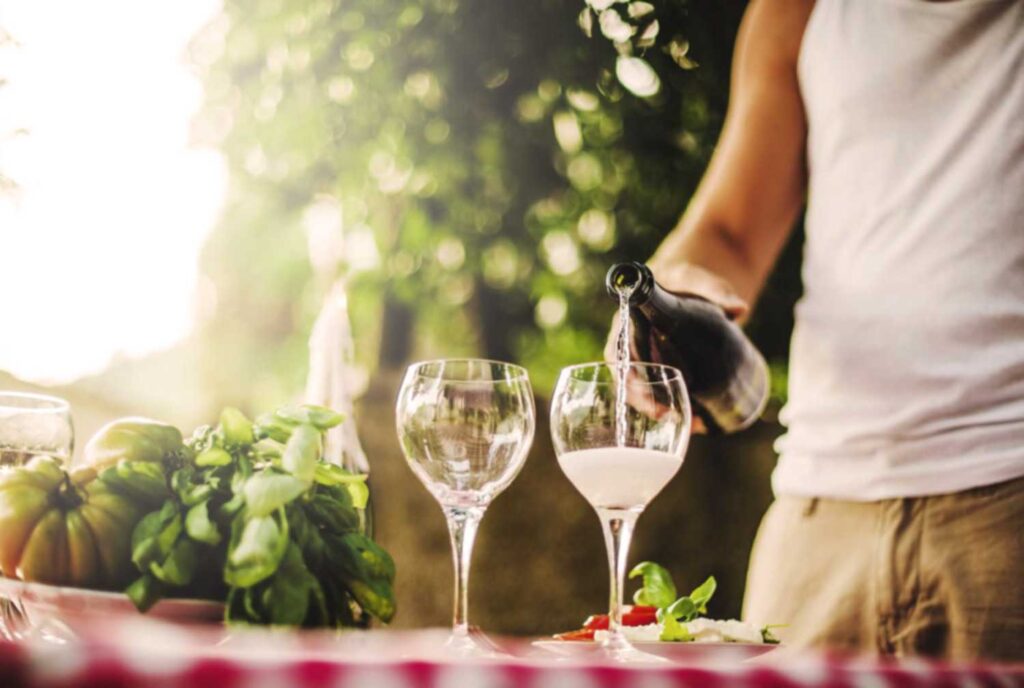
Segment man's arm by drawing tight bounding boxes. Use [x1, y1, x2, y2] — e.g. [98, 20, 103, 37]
[646, 0, 813, 317]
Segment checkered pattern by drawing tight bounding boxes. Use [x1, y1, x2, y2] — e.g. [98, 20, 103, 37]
[0, 625, 1020, 688]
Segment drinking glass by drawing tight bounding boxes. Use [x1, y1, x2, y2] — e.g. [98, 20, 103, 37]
[550, 362, 690, 661]
[0, 392, 74, 641]
[395, 359, 535, 655]
[0, 392, 74, 467]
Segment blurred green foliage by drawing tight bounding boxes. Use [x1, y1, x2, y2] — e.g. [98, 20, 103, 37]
[192, 0, 801, 403]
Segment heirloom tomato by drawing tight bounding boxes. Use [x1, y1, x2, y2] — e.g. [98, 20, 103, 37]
[0, 455, 165, 589]
[83, 418, 184, 471]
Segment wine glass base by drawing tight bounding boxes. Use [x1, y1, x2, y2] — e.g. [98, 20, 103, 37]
[598, 636, 669, 665]
[441, 631, 509, 660]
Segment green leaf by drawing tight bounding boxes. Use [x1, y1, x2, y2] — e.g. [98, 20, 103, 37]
[662, 575, 717, 622]
[282, 425, 320, 482]
[345, 480, 370, 510]
[663, 596, 697, 622]
[304, 494, 360, 535]
[276, 405, 344, 430]
[660, 615, 692, 642]
[252, 438, 284, 461]
[342, 576, 396, 623]
[761, 624, 784, 644]
[253, 413, 295, 443]
[313, 463, 367, 486]
[629, 561, 677, 609]
[688, 575, 717, 614]
[221, 407, 255, 446]
[244, 472, 310, 517]
[196, 447, 233, 467]
[185, 500, 222, 546]
[131, 503, 176, 571]
[263, 543, 318, 626]
[225, 511, 289, 588]
[125, 573, 164, 613]
[337, 532, 396, 581]
[150, 537, 199, 586]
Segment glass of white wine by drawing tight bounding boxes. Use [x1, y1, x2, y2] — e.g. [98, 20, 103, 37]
[395, 359, 535, 656]
[550, 362, 690, 662]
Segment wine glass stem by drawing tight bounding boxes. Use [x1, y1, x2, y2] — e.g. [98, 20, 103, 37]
[443, 505, 484, 637]
[598, 508, 639, 649]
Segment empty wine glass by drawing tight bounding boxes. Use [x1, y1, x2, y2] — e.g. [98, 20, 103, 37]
[395, 359, 535, 655]
[550, 362, 690, 662]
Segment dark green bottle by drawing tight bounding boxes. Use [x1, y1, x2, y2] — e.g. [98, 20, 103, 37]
[606, 262, 770, 434]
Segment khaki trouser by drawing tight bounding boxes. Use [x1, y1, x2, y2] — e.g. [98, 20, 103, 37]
[743, 475, 1024, 662]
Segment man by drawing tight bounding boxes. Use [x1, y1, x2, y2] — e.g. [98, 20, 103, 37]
[611, 0, 1024, 660]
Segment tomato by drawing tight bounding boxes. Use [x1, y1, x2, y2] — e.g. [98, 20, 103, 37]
[0, 456, 164, 589]
[623, 608, 658, 627]
[554, 628, 595, 641]
[83, 418, 183, 472]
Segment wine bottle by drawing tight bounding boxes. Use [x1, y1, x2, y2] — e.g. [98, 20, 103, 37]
[606, 261, 770, 434]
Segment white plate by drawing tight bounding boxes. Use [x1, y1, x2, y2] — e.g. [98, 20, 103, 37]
[0, 576, 224, 638]
[532, 639, 777, 663]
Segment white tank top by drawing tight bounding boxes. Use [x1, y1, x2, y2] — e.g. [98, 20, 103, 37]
[774, 0, 1024, 500]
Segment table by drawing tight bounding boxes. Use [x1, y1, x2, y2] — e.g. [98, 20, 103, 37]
[0, 620, 1020, 688]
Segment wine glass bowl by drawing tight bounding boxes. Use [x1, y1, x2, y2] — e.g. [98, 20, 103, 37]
[0, 392, 74, 467]
[395, 359, 535, 654]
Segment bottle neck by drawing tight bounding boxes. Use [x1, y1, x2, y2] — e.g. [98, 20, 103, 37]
[605, 262, 655, 305]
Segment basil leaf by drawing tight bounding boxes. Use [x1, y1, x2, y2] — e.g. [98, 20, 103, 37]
[629, 561, 677, 609]
[126, 573, 164, 613]
[150, 537, 199, 586]
[253, 413, 295, 443]
[220, 407, 255, 447]
[276, 405, 344, 430]
[244, 472, 310, 517]
[131, 504, 175, 570]
[252, 438, 284, 461]
[664, 596, 698, 622]
[282, 425, 320, 482]
[313, 463, 367, 486]
[185, 500, 222, 546]
[196, 447, 232, 467]
[342, 576, 396, 623]
[264, 543, 317, 626]
[660, 615, 692, 642]
[304, 494, 360, 535]
[345, 481, 370, 510]
[688, 575, 717, 615]
[225, 511, 289, 588]
[341, 533, 396, 581]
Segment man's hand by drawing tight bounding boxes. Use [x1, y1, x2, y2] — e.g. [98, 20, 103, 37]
[602, 262, 749, 364]
[602, 263, 747, 434]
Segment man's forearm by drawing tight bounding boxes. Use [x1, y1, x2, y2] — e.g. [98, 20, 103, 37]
[648, 218, 773, 312]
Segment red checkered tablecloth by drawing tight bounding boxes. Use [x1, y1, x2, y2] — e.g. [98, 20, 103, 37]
[0, 621, 1020, 688]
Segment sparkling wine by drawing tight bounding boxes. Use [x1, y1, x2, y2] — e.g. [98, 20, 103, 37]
[606, 262, 769, 434]
[557, 447, 682, 511]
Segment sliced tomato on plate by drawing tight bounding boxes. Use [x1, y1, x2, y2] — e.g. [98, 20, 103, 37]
[553, 628, 596, 641]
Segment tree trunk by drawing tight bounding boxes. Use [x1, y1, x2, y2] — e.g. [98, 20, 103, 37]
[378, 294, 414, 369]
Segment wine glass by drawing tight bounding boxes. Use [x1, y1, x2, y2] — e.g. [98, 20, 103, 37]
[0, 392, 74, 467]
[550, 362, 690, 662]
[0, 392, 74, 641]
[395, 359, 535, 655]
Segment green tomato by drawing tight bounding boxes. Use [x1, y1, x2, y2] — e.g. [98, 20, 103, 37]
[83, 418, 184, 472]
[0, 456, 157, 589]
